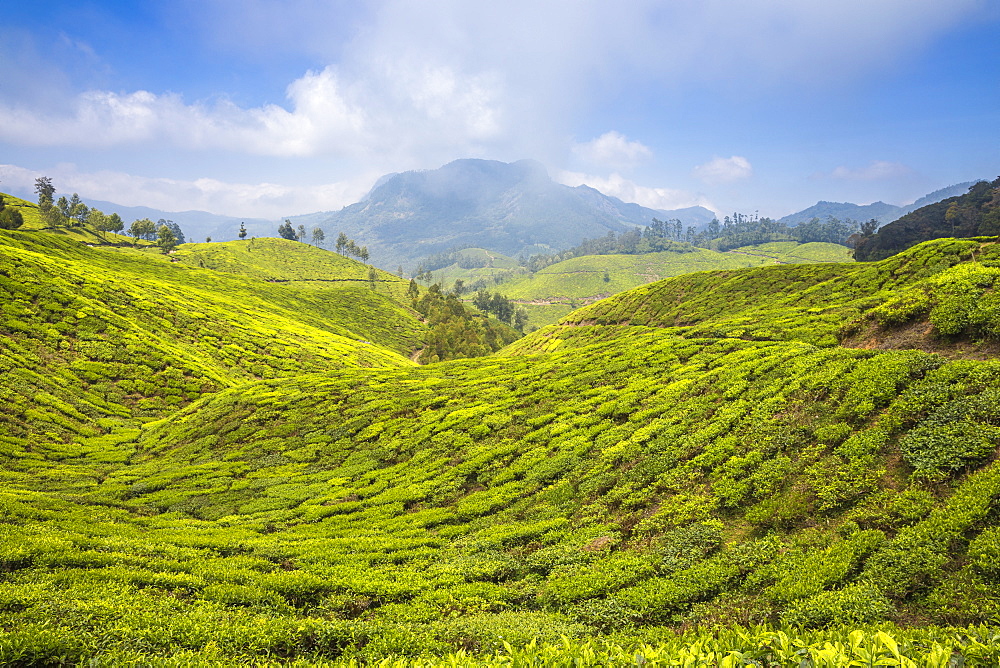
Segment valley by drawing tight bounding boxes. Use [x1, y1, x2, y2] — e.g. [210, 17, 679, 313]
[4, 185, 1000, 663]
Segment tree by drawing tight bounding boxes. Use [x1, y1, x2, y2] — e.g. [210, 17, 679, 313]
[297, 224, 306, 242]
[359, 246, 369, 264]
[0, 194, 23, 230]
[311, 227, 325, 246]
[238, 222, 247, 240]
[278, 220, 297, 240]
[164, 221, 185, 244]
[105, 213, 125, 237]
[87, 208, 109, 238]
[367, 266, 378, 290]
[34, 177, 55, 212]
[407, 279, 420, 299]
[156, 224, 178, 253]
[57, 196, 70, 219]
[69, 193, 88, 225]
[128, 218, 156, 245]
[335, 232, 348, 254]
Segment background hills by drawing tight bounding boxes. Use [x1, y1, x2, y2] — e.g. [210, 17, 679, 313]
[286, 159, 714, 268]
[64, 160, 975, 275]
[777, 182, 975, 228]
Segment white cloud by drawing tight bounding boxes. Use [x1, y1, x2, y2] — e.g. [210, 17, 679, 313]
[573, 132, 653, 171]
[0, 63, 502, 161]
[692, 156, 753, 185]
[556, 170, 716, 213]
[826, 161, 913, 181]
[0, 163, 377, 218]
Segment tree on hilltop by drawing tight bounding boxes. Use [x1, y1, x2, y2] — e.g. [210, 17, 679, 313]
[278, 219, 297, 240]
[128, 218, 156, 245]
[69, 193, 88, 226]
[156, 224, 178, 253]
[311, 227, 325, 246]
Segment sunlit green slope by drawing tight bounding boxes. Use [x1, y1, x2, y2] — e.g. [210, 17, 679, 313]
[491, 241, 852, 328]
[175, 238, 412, 302]
[4, 236, 1000, 663]
[509, 236, 995, 352]
[0, 230, 420, 478]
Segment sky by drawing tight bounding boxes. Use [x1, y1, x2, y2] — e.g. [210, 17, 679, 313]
[1, 0, 998, 220]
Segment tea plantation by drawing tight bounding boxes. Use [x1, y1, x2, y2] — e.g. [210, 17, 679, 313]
[3, 221, 1000, 665]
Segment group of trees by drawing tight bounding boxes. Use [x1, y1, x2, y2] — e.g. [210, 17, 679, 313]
[472, 289, 527, 330]
[276, 220, 332, 250]
[334, 232, 369, 263]
[126, 218, 184, 252]
[29, 175, 186, 253]
[409, 283, 519, 362]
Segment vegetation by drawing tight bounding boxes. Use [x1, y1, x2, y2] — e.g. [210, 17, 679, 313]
[6, 206, 1000, 664]
[855, 177, 1000, 261]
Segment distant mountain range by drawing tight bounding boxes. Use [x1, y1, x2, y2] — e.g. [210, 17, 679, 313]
[83, 199, 273, 243]
[288, 159, 715, 268]
[80, 161, 978, 270]
[778, 182, 975, 227]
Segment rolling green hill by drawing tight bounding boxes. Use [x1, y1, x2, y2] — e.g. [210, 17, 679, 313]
[489, 241, 852, 328]
[5, 226, 1000, 664]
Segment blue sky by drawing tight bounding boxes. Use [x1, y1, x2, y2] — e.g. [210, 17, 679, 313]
[1, 0, 998, 219]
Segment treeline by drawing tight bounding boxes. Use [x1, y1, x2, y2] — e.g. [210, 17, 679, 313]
[518, 214, 861, 274]
[18, 177, 185, 253]
[523, 220, 697, 273]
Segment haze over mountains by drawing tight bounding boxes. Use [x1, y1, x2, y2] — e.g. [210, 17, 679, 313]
[287, 159, 715, 268]
[81, 159, 978, 270]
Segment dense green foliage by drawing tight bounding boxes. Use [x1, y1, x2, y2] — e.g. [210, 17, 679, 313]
[855, 178, 1000, 261]
[5, 225, 1000, 664]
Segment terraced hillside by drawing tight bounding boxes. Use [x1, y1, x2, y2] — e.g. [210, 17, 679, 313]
[4, 230, 1000, 665]
[495, 241, 852, 328]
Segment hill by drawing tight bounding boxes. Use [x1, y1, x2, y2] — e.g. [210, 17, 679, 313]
[6, 222, 1000, 663]
[461, 241, 853, 328]
[289, 159, 714, 269]
[778, 181, 976, 228]
[854, 178, 1000, 261]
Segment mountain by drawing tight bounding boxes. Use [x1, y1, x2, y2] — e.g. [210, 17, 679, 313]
[84, 198, 275, 243]
[854, 177, 1000, 261]
[778, 200, 903, 227]
[779, 181, 976, 228]
[289, 158, 715, 269]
